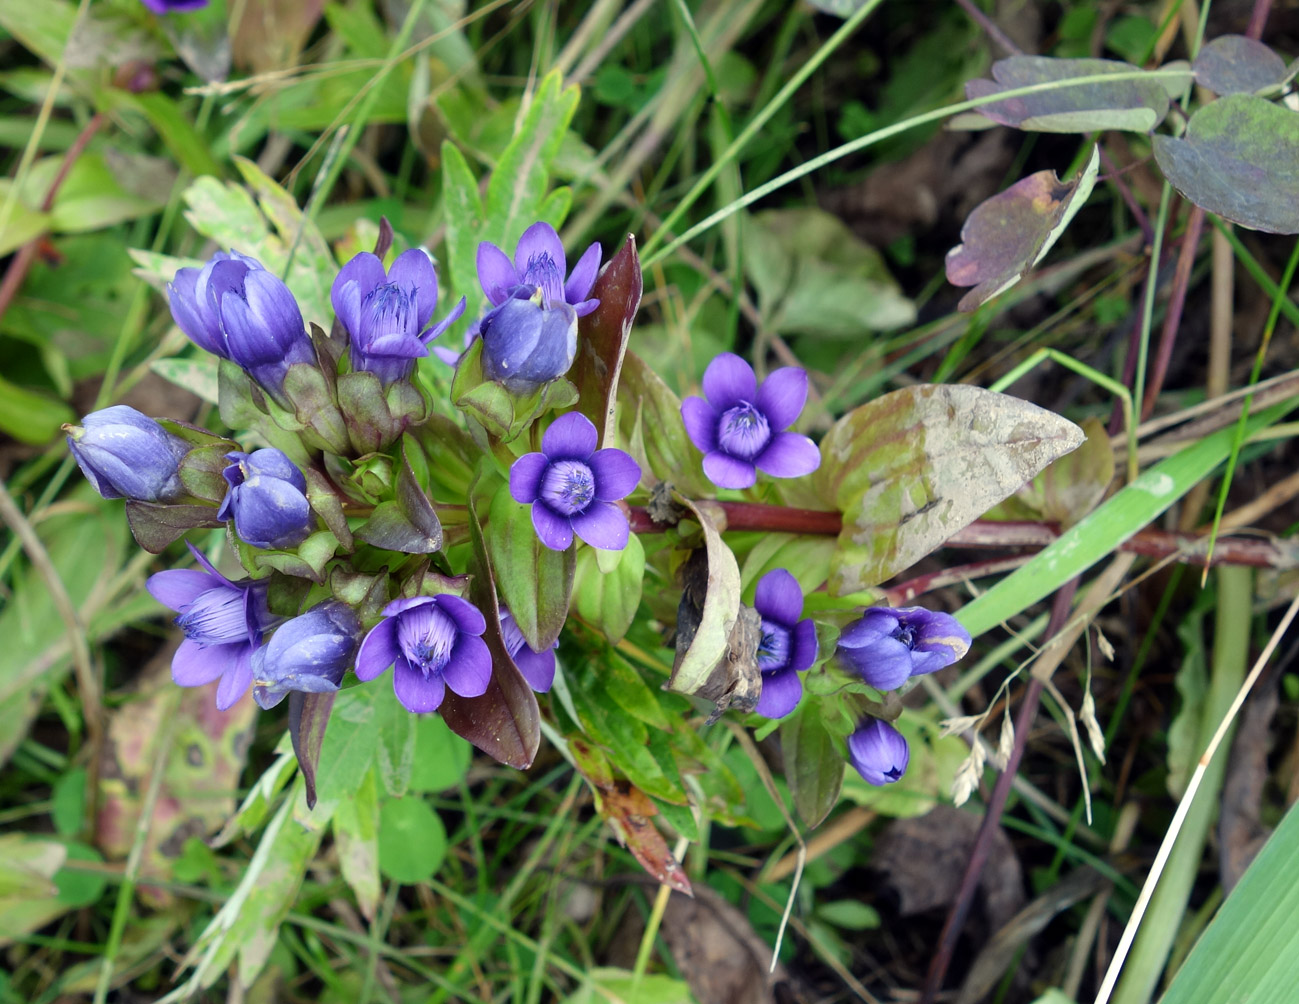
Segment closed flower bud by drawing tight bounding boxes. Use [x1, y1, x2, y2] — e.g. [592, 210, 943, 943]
[217, 449, 313, 549]
[847, 718, 910, 786]
[836, 606, 971, 691]
[65, 405, 189, 502]
[208, 254, 314, 398]
[479, 294, 578, 394]
[166, 250, 260, 358]
[251, 601, 362, 710]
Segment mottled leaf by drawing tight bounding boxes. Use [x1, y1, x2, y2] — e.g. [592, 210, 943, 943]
[946, 145, 1100, 312]
[816, 384, 1085, 593]
[570, 234, 642, 445]
[781, 696, 845, 828]
[1193, 35, 1289, 95]
[967, 57, 1189, 132]
[288, 691, 335, 810]
[332, 766, 380, 920]
[997, 416, 1115, 526]
[150, 357, 220, 406]
[1153, 94, 1299, 234]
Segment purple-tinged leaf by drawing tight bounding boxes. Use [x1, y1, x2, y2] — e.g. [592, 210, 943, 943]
[570, 234, 641, 446]
[946, 145, 1099, 312]
[288, 691, 335, 810]
[124, 501, 223, 554]
[1153, 94, 1299, 234]
[815, 384, 1084, 593]
[1193, 35, 1290, 96]
[781, 696, 846, 828]
[967, 56, 1189, 132]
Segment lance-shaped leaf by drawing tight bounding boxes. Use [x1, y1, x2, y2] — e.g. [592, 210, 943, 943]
[816, 384, 1084, 593]
[946, 145, 1100, 312]
[1153, 94, 1299, 234]
[124, 501, 223, 554]
[569, 234, 642, 445]
[288, 691, 335, 810]
[966, 57, 1189, 132]
[354, 440, 443, 554]
[616, 351, 711, 497]
[1192, 35, 1291, 96]
[667, 498, 747, 708]
[438, 483, 541, 769]
[301, 467, 353, 551]
[483, 470, 575, 651]
[781, 696, 846, 829]
[569, 738, 692, 896]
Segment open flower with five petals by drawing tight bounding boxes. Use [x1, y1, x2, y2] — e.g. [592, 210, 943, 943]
[509, 412, 640, 552]
[836, 606, 971, 692]
[752, 569, 819, 719]
[681, 353, 820, 490]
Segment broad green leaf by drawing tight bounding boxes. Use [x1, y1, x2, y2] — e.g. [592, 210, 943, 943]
[0, 180, 50, 256]
[484, 68, 580, 255]
[817, 899, 881, 930]
[50, 767, 86, 836]
[781, 696, 845, 828]
[377, 797, 447, 884]
[947, 145, 1099, 312]
[1192, 35, 1290, 95]
[150, 356, 220, 405]
[1153, 94, 1299, 234]
[407, 714, 472, 793]
[572, 531, 644, 643]
[0, 0, 76, 65]
[739, 533, 836, 601]
[967, 57, 1189, 132]
[0, 372, 72, 445]
[440, 140, 486, 310]
[563, 968, 696, 1004]
[817, 384, 1084, 593]
[108, 91, 223, 179]
[958, 397, 1299, 638]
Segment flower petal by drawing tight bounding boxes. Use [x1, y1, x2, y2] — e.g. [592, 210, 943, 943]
[680, 397, 719, 454]
[564, 241, 602, 304]
[838, 609, 899, 649]
[393, 657, 446, 713]
[476, 242, 517, 303]
[215, 646, 254, 710]
[571, 297, 600, 318]
[147, 569, 215, 612]
[531, 503, 574, 551]
[589, 448, 641, 501]
[754, 432, 820, 480]
[510, 453, 550, 504]
[387, 248, 438, 327]
[514, 646, 556, 693]
[442, 635, 492, 697]
[754, 568, 803, 626]
[513, 221, 566, 279]
[331, 252, 386, 336]
[755, 667, 803, 719]
[570, 499, 629, 551]
[355, 617, 399, 680]
[842, 636, 913, 691]
[703, 451, 756, 490]
[541, 411, 598, 461]
[171, 638, 233, 686]
[435, 594, 487, 636]
[755, 367, 808, 431]
[789, 618, 819, 672]
[701, 352, 757, 411]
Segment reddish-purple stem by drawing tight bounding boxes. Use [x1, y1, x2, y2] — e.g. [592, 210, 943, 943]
[953, 0, 1021, 56]
[1142, 206, 1206, 420]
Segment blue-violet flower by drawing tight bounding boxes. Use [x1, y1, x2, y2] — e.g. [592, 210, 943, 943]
[499, 608, 557, 693]
[146, 542, 277, 710]
[836, 606, 971, 692]
[250, 601, 362, 710]
[752, 569, 819, 719]
[217, 449, 313, 550]
[141, 0, 208, 11]
[847, 718, 910, 786]
[167, 250, 255, 358]
[66, 405, 190, 503]
[474, 222, 601, 393]
[331, 248, 466, 384]
[509, 412, 640, 552]
[681, 353, 820, 490]
[355, 595, 492, 713]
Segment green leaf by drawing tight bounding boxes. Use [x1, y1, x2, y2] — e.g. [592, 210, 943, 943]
[817, 899, 881, 930]
[50, 767, 86, 837]
[572, 531, 644, 643]
[0, 180, 50, 256]
[967, 57, 1190, 132]
[407, 714, 472, 793]
[440, 140, 486, 310]
[617, 350, 711, 497]
[562, 968, 696, 1004]
[817, 384, 1084, 593]
[0, 0, 76, 65]
[333, 766, 380, 920]
[0, 372, 72, 445]
[947, 145, 1100, 312]
[377, 798, 447, 884]
[150, 356, 220, 406]
[109, 91, 223, 179]
[1192, 35, 1290, 96]
[781, 696, 845, 828]
[1153, 94, 1299, 234]
[739, 533, 836, 602]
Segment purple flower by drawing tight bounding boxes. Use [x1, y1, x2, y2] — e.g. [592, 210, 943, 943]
[498, 608, 557, 693]
[331, 248, 466, 385]
[250, 601, 362, 710]
[681, 353, 820, 490]
[167, 250, 257, 358]
[847, 718, 910, 786]
[509, 412, 640, 552]
[146, 543, 277, 710]
[65, 405, 189, 503]
[474, 222, 601, 393]
[354, 595, 492, 713]
[752, 569, 819, 719]
[836, 607, 972, 692]
[141, 0, 209, 12]
[217, 449, 313, 550]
